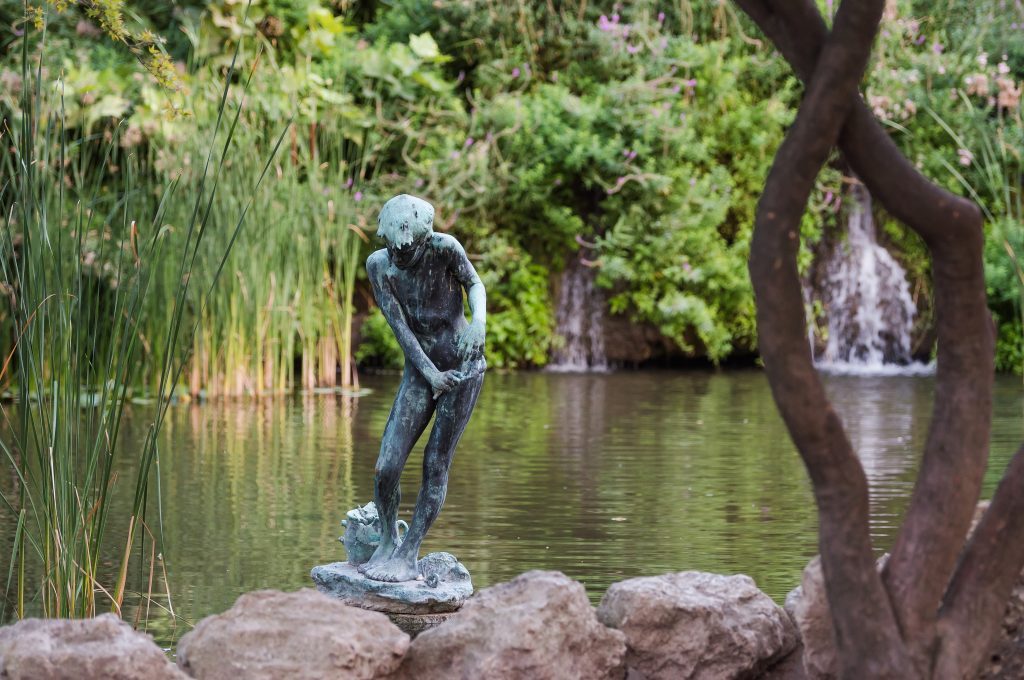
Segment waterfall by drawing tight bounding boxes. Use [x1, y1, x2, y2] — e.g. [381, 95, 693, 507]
[547, 257, 608, 372]
[814, 183, 932, 375]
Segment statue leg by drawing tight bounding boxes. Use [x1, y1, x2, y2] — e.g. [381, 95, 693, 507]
[361, 365, 433, 574]
[387, 371, 485, 576]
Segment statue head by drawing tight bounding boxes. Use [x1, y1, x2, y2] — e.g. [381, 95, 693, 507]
[377, 194, 434, 269]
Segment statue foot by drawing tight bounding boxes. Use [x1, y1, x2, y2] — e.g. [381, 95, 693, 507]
[360, 555, 419, 583]
[359, 540, 397, 572]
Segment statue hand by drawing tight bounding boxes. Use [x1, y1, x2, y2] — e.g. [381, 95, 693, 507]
[456, 322, 485, 361]
[429, 369, 465, 399]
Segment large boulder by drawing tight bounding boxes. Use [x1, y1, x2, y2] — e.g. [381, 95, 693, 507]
[0, 613, 184, 679]
[176, 589, 408, 680]
[784, 557, 836, 680]
[597, 571, 797, 680]
[392, 570, 627, 679]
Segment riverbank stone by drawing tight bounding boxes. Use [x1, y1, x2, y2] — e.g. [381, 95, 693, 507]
[597, 571, 797, 680]
[176, 589, 408, 680]
[0, 613, 185, 680]
[311, 551, 472, 614]
[392, 570, 627, 679]
[784, 554, 888, 680]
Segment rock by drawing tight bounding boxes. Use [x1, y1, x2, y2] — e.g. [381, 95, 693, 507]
[0, 613, 184, 680]
[393, 570, 627, 679]
[759, 644, 809, 680]
[785, 554, 888, 680]
[311, 551, 472, 614]
[597, 571, 797, 680]
[176, 589, 408, 680]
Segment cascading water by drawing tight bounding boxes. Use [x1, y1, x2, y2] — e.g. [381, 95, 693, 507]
[814, 183, 932, 375]
[547, 257, 608, 372]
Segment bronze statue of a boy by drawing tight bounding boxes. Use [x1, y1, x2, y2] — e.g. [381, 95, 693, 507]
[360, 194, 486, 582]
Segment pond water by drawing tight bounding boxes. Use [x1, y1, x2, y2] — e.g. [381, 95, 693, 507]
[5, 370, 1023, 649]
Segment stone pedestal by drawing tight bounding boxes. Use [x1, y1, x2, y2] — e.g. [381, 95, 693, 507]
[311, 552, 472, 637]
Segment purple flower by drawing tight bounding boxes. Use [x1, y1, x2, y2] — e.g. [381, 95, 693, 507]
[627, 43, 641, 54]
[345, 177, 353, 188]
[672, 84, 682, 94]
[932, 42, 944, 54]
[512, 67, 521, 78]
[628, 150, 637, 160]
[598, 15, 615, 31]
[622, 149, 630, 156]
[354, 191, 363, 202]
[612, 13, 620, 22]
[824, 190, 834, 205]
[684, 78, 697, 88]
[915, 34, 926, 45]
[465, 137, 475, 147]
[657, 11, 666, 22]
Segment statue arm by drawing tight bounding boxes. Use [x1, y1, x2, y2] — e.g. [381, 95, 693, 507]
[448, 239, 486, 358]
[367, 253, 444, 383]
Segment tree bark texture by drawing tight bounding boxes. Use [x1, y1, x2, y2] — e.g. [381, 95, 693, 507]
[733, 1, 1020, 677]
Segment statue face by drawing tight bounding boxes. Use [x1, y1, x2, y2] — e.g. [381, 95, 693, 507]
[386, 231, 430, 269]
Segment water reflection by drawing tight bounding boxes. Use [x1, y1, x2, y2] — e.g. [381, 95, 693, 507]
[1, 371, 1019, 651]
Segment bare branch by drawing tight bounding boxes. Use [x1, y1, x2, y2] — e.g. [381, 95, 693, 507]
[934, 445, 1024, 677]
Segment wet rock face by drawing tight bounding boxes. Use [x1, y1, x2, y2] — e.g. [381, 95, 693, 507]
[0, 613, 185, 680]
[597, 571, 798, 680]
[176, 589, 408, 680]
[393, 570, 627, 680]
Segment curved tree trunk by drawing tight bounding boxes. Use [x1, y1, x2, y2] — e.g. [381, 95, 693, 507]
[733, 1, 1024, 677]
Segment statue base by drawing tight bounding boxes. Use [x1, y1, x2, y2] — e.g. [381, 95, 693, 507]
[311, 551, 473, 623]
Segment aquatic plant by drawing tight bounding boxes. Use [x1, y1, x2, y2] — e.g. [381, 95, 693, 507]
[0, 7, 282, 618]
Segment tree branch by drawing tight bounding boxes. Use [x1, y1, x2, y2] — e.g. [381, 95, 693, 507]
[934, 445, 1024, 677]
[741, 1, 915, 676]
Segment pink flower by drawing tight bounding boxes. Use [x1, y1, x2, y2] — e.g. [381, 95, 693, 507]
[465, 137, 475, 147]
[354, 191, 363, 201]
[657, 11, 666, 22]
[512, 67, 521, 78]
[626, 43, 641, 54]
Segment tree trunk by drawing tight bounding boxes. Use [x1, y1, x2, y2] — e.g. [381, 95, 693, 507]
[733, 1, 1024, 677]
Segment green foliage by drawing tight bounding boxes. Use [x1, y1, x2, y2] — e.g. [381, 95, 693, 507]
[0, 21, 270, 618]
[2, 0, 1022, 372]
[356, 307, 404, 369]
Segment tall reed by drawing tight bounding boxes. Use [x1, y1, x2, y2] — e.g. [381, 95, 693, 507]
[0, 10, 282, 619]
[145, 124, 368, 398]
